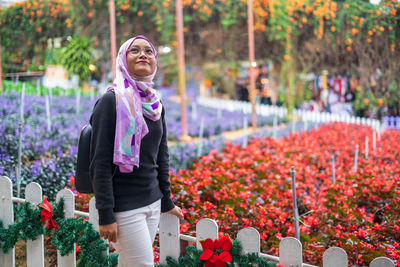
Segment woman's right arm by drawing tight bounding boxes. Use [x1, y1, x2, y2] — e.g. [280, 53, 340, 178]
[89, 92, 117, 226]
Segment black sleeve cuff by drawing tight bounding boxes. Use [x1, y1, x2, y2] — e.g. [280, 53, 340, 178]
[161, 197, 175, 213]
[98, 208, 116, 225]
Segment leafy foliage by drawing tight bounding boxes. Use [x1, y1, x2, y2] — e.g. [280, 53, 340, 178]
[159, 240, 276, 267]
[0, 198, 118, 267]
[60, 36, 93, 85]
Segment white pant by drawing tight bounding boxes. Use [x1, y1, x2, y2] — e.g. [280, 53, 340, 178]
[113, 199, 161, 267]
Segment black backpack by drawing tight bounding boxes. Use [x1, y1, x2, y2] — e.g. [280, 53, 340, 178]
[75, 124, 93, 193]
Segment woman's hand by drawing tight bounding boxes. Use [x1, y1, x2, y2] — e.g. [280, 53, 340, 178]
[99, 222, 118, 243]
[166, 206, 184, 220]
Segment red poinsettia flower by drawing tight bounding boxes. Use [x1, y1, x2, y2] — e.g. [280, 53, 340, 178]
[200, 236, 232, 267]
[39, 196, 58, 229]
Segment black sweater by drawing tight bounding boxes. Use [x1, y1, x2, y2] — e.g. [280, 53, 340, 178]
[89, 91, 175, 225]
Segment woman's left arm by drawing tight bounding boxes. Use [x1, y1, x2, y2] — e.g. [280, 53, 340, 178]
[157, 107, 177, 213]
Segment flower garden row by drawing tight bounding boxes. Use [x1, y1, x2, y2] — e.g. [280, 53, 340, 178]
[0, 83, 285, 200]
[167, 123, 400, 266]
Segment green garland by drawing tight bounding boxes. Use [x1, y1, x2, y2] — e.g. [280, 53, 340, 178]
[160, 240, 277, 267]
[0, 198, 118, 267]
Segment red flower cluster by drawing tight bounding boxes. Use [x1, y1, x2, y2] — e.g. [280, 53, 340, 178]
[39, 196, 58, 229]
[200, 236, 232, 267]
[171, 123, 400, 266]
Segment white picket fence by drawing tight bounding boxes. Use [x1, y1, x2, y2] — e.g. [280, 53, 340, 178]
[0, 176, 395, 267]
[197, 97, 382, 131]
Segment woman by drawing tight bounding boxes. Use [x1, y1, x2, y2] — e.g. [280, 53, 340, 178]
[89, 35, 183, 266]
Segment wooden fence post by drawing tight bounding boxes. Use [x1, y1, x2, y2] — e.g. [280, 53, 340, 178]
[88, 197, 99, 231]
[369, 257, 395, 267]
[323, 247, 347, 267]
[196, 218, 218, 250]
[0, 176, 15, 267]
[159, 213, 180, 264]
[88, 197, 108, 256]
[25, 182, 44, 267]
[56, 189, 75, 267]
[279, 237, 302, 267]
[236, 227, 260, 255]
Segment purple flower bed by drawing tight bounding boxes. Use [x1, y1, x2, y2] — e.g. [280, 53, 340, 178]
[0, 90, 96, 199]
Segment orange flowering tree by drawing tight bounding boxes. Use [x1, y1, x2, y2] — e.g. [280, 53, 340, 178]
[0, 0, 71, 73]
[1, 0, 398, 102]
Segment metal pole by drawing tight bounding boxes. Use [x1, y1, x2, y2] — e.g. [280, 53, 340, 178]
[17, 83, 25, 199]
[197, 117, 204, 158]
[354, 144, 359, 172]
[331, 154, 335, 184]
[176, 0, 188, 139]
[243, 115, 248, 147]
[290, 166, 300, 241]
[248, 0, 257, 129]
[109, 0, 117, 80]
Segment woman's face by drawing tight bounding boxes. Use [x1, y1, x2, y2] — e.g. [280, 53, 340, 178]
[126, 38, 156, 78]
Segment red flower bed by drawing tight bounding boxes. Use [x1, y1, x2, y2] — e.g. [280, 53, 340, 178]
[172, 123, 400, 266]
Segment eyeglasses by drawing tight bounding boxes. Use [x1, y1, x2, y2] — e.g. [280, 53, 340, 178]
[128, 47, 155, 57]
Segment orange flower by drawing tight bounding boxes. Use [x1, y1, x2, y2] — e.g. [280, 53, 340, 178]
[367, 38, 372, 43]
[359, 18, 364, 25]
[390, 9, 397, 16]
[372, 28, 376, 32]
[163, 2, 169, 7]
[138, 11, 143, 16]
[183, 27, 188, 32]
[375, 10, 381, 16]
[302, 17, 307, 23]
[368, 31, 373, 36]
[388, 26, 393, 30]
[379, 26, 384, 32]
[283, 54, 290, 61]
[354, 16, 359, 20]
[363, 99, 369, 105]
[378, 98, 384, 106]
[150, 5, 156, 11]
[391, 44, 395, 52]
[172, 41, 178, 47]
[352, 28, 359, 35]
[204, 78, 211, 88]
[87, 11, 93, 18]
[330, 26, 336, 32]
[216, 48, 222, 54]
[346, 46, 352, 51]
[346, 38, 353, 45]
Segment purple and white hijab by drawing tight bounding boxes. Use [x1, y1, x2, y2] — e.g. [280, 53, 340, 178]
[107, 35, 162, 173]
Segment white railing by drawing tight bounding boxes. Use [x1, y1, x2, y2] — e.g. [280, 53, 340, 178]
[196, 97, 288, 118]
[382, 116, 400, 130]
[197, 97, 383, 131]
[0, 176, 395, 267]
